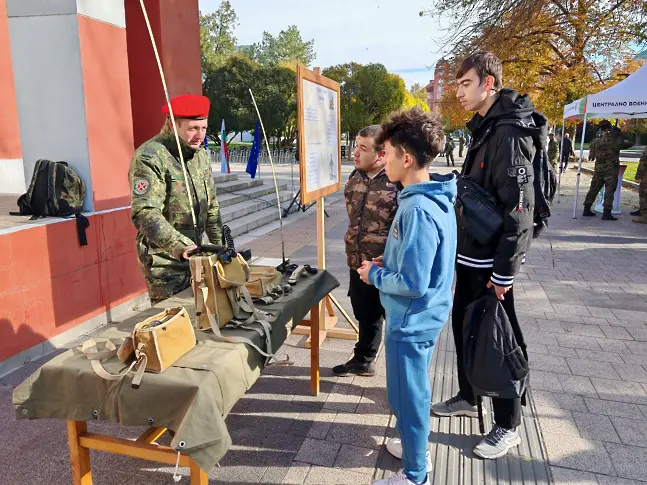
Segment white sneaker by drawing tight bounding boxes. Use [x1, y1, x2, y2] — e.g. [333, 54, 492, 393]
[473, 425, 521, 459]
[385, 438, 433, 473]
[372, 469, 428, 485]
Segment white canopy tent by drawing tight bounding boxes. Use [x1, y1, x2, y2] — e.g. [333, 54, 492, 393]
[559, 64, 647, 217]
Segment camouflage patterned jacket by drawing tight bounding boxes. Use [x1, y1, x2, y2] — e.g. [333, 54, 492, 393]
[590, 130, 634, 173]
[637, 147, 647, 182]
[547, 139, 559, 165]
[129, 131, 222, 270]
[344, 168, 399, 271]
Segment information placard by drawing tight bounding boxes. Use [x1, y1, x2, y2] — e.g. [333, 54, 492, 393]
[297, 65, 342, 204]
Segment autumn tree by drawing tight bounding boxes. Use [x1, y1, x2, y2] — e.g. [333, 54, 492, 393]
[409, 83, 428, 105]
[323, 63, 407, 139]
[420, 0, 647, 123]
[199, 1, 238, 75]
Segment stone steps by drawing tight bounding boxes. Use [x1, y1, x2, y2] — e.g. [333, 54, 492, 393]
[212, 173, 297, 238]
[217, 182, 289, 208]
[220, 191, 294, 224]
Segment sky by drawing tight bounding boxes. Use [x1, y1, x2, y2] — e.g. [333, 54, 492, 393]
[198, 0, 449, 88]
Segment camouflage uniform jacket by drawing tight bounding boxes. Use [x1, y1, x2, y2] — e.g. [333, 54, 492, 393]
[547, 139, 559, 165]
[129, 131, 222, 299]
[636, 147, 647, 182]
[344, 168, 399, 271]
[591, 131, 634, 173]
[588, 137, 600, 162]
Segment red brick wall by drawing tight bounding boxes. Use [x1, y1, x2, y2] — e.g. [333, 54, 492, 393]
[0, 0, 22, 160]
[125, 0, 202, 148]
[0, 209, 146, 362]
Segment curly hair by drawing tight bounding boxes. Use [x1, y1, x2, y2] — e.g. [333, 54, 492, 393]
[375, 107, 445, 168]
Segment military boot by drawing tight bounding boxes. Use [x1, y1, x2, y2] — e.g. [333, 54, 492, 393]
[602, 210, 618, 221]
[582, 205, 596, 217]
[633, 214, 647, 224]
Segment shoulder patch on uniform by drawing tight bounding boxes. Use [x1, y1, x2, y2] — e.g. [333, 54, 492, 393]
[133, 178, 150, 196]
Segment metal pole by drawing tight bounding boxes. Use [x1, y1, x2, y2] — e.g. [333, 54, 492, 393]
[572, 113, 588, 218]
[556, 124, 566, 203]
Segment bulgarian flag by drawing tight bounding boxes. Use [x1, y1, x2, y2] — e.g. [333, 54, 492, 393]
[220, 119, 230, 174]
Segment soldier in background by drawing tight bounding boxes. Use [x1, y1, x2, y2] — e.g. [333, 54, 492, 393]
[632, 146, 647, 224]
[582, 120, 634, 220]
[129, 94, 222, 304]
[459, 133, 466, 157]
[445, 134, 456, 166]
[547, 133, 559, 170]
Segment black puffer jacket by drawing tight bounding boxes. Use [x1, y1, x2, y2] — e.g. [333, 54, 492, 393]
[457, 89, 548, 287]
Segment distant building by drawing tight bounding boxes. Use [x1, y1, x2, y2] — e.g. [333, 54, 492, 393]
[425, 59, 450, 112]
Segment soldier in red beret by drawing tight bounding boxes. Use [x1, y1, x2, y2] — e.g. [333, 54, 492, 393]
[128, 94, 223, 304]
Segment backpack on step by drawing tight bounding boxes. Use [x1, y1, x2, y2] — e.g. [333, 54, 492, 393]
[463, 288, 529, 432]
[15, 159, 86, 218]
[12, 159, 90, 245]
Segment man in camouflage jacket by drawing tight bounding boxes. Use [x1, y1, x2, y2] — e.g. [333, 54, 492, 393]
[333, 125, 399, 377]
[547, 133, 559, 170]
[583, 120, 634, 220]
[632, 146, 647, 224]
[129, 94, 222, 303]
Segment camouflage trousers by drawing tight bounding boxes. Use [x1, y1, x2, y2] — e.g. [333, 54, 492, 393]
[583, 170, 618, 211]
[640, 179, 647, 213]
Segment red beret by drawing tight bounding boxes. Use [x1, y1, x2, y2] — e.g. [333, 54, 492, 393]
[161, 94, 210, 119]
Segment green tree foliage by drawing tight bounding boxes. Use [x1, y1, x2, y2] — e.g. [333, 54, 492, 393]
[199, 1, 238, 75]
[323, 63, 407, 138]
[241, 26, 315, 67]
[202, 55, 296, 147]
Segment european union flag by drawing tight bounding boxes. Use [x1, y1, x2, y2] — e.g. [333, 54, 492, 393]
[246, 120, 261, 179]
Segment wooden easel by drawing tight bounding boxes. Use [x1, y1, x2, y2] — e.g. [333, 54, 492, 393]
[291, 66, 359, 395]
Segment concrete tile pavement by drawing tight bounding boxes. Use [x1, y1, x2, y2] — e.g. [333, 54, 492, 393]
[2, 162, 647, 483]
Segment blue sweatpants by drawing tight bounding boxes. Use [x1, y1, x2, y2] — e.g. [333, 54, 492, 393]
[385, 334, 440, 484]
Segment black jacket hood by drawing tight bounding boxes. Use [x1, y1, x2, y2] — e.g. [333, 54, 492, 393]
[468, 88, 549, 150]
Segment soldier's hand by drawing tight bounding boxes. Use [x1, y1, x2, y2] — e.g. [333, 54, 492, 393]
[181, 244, 198, 261]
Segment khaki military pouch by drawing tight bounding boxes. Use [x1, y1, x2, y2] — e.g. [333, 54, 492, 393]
[190, 251, 235, 330]
[83, 307, 196, 387]
[245, 265, 283, 297]
[133, 307, 196, 373]
[215, 253, 250, 288]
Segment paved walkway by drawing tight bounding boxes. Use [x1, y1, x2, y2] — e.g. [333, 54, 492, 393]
[2, 158, 647, 484]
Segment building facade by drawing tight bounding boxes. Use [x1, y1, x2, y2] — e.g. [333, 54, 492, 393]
[0, 0, 202, 376]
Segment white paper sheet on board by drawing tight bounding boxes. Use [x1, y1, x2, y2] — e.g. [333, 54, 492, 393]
[302, 79, 340, 193]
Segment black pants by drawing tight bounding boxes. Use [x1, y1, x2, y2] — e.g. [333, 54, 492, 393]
[452, 264, 524, 429]
[348, 270, 384, 363]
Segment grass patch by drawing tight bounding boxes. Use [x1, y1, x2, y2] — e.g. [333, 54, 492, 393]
[622, 162, 638, 182]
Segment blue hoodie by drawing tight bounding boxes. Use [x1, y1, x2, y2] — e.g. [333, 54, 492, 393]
[368, 173, 457, 343]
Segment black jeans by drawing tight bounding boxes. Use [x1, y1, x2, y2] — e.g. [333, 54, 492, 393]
[348, 270, 385, 363]
[452, 264, 525, 429]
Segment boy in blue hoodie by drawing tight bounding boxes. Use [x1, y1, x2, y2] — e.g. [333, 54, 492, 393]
[358, 107, 457, 485]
